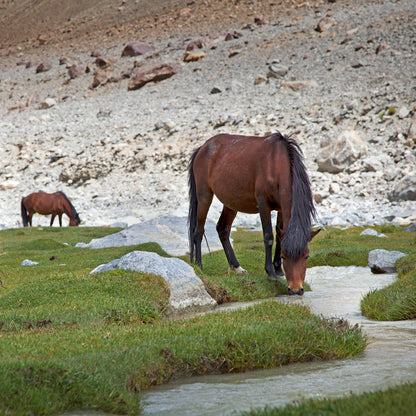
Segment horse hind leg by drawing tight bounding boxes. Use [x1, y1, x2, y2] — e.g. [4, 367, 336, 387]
[28, 211, 34, 227]
[193, 194, 213, 269]
[217, 206, 247, 275]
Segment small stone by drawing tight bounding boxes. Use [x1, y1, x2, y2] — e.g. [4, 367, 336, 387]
[375, 43, 389, 54]
[91, 70, 108, 88]
[39, 98, 57, 109]
[254, 75, 267, 85]
[21, 259, 39, 266]
[186, 39, 205, 51]
[398, 106, 409, 119]
[36, 62, 52, 73]
[121, 42, 155, 57]
[210, 86, 222, 94]
[68, 64, 85, 79]
[267, 63, 289, 78]
[315, 16, 337, 33]
[183, 50, 206, 62]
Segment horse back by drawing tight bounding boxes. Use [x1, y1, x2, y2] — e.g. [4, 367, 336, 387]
[23, 191, 60, 215]
[194, 133, 292, 213]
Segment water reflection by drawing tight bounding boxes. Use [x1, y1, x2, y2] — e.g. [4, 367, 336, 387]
[141, 266, 416, 416]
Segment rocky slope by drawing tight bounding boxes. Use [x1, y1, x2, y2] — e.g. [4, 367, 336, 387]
[1, 0, 416, 230]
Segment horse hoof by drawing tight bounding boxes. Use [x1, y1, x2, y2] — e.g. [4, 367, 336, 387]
[267, 273, 280, 281]
[229, 266, 248, 275]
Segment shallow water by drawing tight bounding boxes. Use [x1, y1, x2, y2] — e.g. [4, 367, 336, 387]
[62, 266, 416, 416]
[140, 266, 416, 415]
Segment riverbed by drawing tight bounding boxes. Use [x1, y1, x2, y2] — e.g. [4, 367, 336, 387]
[140, 266, 416, 415]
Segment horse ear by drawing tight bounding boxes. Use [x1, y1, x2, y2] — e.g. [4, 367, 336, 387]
[309, 228, 322, 241]
[276, 227, 284, 241]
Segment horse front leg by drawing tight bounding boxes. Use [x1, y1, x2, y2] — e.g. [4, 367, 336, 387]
[217, 206, 247, 275]
[259, 205, 278, 280]
[273, 214, 285, 276]
[50, 215, 55, 226]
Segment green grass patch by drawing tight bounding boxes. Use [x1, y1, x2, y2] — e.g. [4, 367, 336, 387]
[240, 382, 416, 416]
[0, 224, 414, 414]
[0, 301, 366, 415]
[360, 254, 416, 321]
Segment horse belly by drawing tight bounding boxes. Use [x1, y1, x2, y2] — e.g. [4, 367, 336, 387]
[210, 175, 259, 214]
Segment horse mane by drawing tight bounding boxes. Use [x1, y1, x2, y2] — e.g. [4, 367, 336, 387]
[57, 191, 79, 220]
[269, 132, 316, 260]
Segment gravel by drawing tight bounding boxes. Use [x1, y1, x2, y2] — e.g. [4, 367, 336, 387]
[1, 0, 415, 230]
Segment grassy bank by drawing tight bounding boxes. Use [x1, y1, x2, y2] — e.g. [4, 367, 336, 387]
[236, 224, 416, 416]
[1, 224, 415, 414]
[240, 382, 416, 416]
[361, 252, 416, 320]
[0, 226, 368, 415]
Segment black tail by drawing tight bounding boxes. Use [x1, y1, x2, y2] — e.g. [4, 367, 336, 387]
[21, 198, 29, 227]
[188, 148, 200, 263]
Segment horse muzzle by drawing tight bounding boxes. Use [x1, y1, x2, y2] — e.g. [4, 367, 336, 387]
[287, 287, 304, 296]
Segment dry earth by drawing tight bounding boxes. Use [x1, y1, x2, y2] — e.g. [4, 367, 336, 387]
[1, 0, 416, 229]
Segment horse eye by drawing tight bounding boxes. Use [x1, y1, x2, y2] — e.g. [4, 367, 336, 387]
[305, 255, 310, 260]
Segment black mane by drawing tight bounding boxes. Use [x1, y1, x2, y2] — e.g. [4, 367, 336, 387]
[58, 191, 79, 220]
[272, 133, 316, 260]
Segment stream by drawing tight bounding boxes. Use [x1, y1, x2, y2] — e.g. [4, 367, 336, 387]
[140, 266, 416, 415]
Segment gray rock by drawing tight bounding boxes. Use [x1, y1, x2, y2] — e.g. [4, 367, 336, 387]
[76, 215, 221, 257]
[389, 175, 416, 201]
[316, 130, 368, 174]
[360, 228, 386, 238]
[21, 259, 39, 266]
[36, 62, 52, 73]
[39, 98, 56, 109]
[368, 249, 406, 274]
[121, 42, 155, 57]
[403, 223, 416, 232]
[408, 116, 416, 140]
[315, 16, 337, 33]
[90, 250, 216, 314]
[267, 63, 289, 78]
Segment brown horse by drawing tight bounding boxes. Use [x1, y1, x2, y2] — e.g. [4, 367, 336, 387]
[188, 132, 320, 295]
[21, 191, 81, 227]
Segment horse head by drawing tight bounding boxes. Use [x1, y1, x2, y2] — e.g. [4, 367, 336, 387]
[69, 213, 81, 226]
[278, 228, 321, 295]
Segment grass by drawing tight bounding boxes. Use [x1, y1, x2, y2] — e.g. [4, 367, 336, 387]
[0, 301, 366, 415]
[0, 225, 368, 415]
[360, 253, 416, 320]
[240, 382, 416, 416]
[1, 224, 415, 415]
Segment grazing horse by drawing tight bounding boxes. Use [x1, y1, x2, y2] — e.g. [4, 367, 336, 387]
[21, 191, 81, 227]
[188, 132, 320, 296]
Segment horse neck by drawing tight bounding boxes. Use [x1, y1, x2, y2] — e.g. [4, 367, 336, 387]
[60, 194, 77, 219]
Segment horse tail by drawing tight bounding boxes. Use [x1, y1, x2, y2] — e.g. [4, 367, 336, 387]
[21, 197, 29, 227]
[188, 147, 201, 263]
[281, 134, 316, 260]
